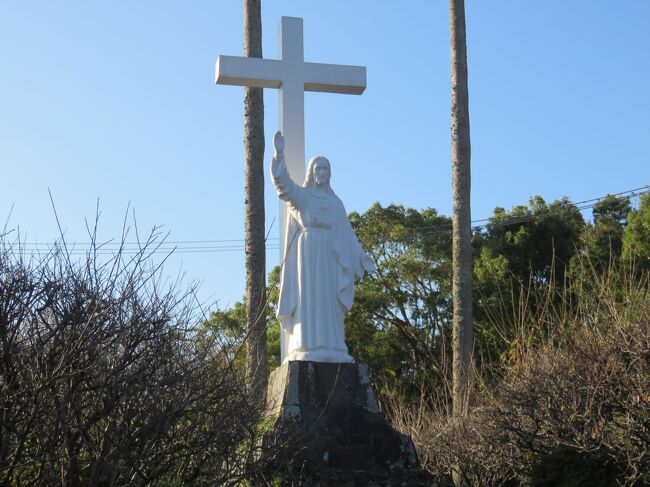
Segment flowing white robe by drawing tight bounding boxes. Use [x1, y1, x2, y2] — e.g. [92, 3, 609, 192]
[271, 154, 375, 363]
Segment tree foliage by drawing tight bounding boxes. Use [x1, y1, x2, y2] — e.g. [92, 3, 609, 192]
[572, 195, 632, 274]
[198, 266, 281, 374]
[471, 196, 585, 363]
[474, 196, 585, 288]
[623, 193, 650, 271]
[347, 204, 453, 399]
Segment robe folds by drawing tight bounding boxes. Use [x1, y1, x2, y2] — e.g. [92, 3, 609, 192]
[271, 154, 375, 363]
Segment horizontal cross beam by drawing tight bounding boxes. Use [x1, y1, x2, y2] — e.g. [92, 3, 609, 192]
[215, 56, 366, 95]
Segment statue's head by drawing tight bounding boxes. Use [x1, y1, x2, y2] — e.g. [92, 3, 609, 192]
[304, 156, 332, 191]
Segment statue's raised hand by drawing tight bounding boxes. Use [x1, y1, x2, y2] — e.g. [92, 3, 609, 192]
[273, 130, 285, 156]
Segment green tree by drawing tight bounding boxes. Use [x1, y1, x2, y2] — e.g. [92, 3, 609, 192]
[580, 195, 631, 271]
[348, 203, 453, 400]
[622, 193, 650, 271]
[473, 196, 585, 362]
[197, 267, 281, 374]
[196, 301, 248, 370]
[475, 196, 584, 287]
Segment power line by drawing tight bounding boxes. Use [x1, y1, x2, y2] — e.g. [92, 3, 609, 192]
[18, 238, 280, 247]
[468, 185, 649, 224]
[10, 246, 282, 256]
[372, 186, 649, 243]
[7, 185, 649, 253]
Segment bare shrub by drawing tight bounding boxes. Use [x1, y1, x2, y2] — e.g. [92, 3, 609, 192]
[0, 232, 264, 486]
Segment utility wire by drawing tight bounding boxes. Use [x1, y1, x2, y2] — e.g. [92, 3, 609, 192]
[378, 187, 649, 243]
[9, 185, 649, 254]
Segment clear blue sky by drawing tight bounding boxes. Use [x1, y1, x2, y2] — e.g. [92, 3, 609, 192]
[1, 1, 648, 309]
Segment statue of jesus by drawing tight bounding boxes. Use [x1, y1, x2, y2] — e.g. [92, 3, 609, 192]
[270, 131, 376, 364]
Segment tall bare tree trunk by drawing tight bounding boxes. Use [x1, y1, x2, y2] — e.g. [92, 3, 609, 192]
[449, 0, 473, 417]
[243, 0, 267, 401]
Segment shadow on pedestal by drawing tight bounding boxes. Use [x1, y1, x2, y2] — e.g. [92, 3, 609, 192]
[262, 361, 435, 485]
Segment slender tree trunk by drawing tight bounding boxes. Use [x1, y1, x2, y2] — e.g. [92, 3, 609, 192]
[449, 0, 473, 417]
[243, 0, 267, 401]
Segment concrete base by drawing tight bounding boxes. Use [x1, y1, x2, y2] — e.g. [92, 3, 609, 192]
[264, 361, 426, 478]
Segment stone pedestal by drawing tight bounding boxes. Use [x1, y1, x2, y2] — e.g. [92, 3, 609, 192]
[264, 361, 429, 482]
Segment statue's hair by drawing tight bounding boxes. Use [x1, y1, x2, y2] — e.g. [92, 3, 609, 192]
[303, 156, 333, 193]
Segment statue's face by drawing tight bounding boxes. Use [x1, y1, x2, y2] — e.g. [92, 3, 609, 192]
[313, 160, 331, 187]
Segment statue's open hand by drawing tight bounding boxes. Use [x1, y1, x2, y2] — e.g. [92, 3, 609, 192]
[273, 131, 285, 155]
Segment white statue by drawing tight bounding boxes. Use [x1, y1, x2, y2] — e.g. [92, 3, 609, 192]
[271, 131, 376, 364]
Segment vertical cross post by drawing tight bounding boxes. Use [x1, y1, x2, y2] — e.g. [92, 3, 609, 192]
[277, 17, 306, 251]
[278, 17, 306, 188]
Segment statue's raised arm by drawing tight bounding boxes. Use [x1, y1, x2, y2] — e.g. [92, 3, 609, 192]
[273, 130, 285, 154]
[270, 131, 303, 206]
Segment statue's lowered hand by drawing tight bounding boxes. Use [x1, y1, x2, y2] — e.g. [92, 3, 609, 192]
[273, 131, 285, 155]
[361, 252, 377, 273]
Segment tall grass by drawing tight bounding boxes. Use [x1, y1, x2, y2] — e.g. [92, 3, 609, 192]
[388, 262, 650, 486]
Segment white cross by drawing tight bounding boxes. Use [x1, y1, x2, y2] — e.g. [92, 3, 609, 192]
[215, 16, 366, 251]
